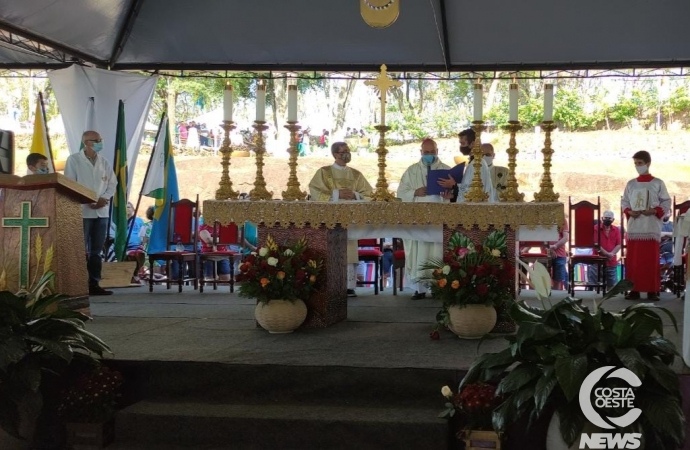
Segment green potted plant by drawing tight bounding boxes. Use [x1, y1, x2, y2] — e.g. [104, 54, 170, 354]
[0, 272, 111, 448]
[420, 230, 513, 339]
[236, 235, 323, 333]
[460, 263, 684, 449]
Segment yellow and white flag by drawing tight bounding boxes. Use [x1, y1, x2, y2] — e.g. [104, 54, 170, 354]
[29, 93, 55, 172]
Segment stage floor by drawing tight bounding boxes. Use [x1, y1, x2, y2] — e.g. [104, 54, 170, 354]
[86, 286, 688, 373]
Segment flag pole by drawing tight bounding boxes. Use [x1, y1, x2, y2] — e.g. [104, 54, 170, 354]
[38, 92, 55, 171]
[125, 112, 167, 258]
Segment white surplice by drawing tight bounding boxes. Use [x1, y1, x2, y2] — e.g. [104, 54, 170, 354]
[456, 158, 498, 203]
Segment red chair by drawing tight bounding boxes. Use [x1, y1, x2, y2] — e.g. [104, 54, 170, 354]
[147, 195, 200, 293]
[198, 221, 242, 293]
[357, 239, 383, 295]
[672, 197, 690, 297]
[568, 196, 608, 295]
[392, 238, 405, 296]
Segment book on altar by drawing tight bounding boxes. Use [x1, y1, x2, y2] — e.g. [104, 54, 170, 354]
[427, 163, 465, 196]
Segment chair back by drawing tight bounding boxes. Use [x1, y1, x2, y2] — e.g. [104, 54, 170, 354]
[358, 239, 379, 248]
[569, 196, 600, 251]
[167, 195, 200, 249]
[215, 222, 240, 246]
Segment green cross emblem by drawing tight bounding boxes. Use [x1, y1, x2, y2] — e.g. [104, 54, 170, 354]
[2, 202, 49, 289]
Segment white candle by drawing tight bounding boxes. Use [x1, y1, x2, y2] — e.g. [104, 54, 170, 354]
[543, 84, 554, 122]
[223, 83, 233, 122]
[473, 83, 483, 121]
[256, 83, 266, 122]
[287, 85, 297, 122]
[509, 83, 519, 122]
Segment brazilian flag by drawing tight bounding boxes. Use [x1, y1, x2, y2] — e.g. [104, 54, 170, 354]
[112, 100, 128, 262]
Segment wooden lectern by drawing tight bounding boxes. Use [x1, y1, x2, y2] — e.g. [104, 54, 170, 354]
[0, 173, 97, 310]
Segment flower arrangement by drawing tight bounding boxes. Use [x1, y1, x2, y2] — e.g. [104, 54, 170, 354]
[420, 230, 513, 308]
[58, 365, 123, 423]
[440, 382, 501, 430]
[236, 235, 323, 304]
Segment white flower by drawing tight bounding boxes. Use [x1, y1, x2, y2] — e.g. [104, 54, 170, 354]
[267, 257, 279, 267]
[441, 265, 451, 275]
[441, 385, 452, 397]
[284, 249, 294, 256]
[259, 248, 268, 257]
[491, 249, 501, 257]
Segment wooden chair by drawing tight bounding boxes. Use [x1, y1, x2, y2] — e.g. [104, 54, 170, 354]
[672, 197, 690, 297]
[568, 196, 608, 295]
[147, 195, 200, 293]
[198, 221, 242, 293]
[518, 241, 551, 290]
[357, 239, 383, 295]
[392, 238, 405, 296]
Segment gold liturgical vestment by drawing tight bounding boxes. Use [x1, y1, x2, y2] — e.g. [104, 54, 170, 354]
[308, 164, 373, 263]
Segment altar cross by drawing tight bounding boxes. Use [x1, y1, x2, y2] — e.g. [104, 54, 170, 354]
[2, 202, 49, 288]
[365, 64, 402, 126]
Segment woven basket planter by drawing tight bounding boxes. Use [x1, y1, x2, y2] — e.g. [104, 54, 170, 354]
[448, 304, 497, 339]
[255, 299, 308, 333]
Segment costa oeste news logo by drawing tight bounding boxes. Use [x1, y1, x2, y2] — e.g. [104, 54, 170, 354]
[578, 366, 643, 449]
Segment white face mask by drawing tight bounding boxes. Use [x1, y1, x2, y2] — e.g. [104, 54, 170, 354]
[635, 165, 648, 175]
[483, 156, 493, 166]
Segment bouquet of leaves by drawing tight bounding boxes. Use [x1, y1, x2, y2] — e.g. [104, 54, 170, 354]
[236, 235, 323, 304]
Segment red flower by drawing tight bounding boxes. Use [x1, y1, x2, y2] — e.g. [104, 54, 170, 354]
[295, 269, 306, 280]
[430, 330, 440, 340]
[476, 283, 489, 296]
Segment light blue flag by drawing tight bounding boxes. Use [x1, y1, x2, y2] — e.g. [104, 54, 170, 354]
[146, 116, 179, 254]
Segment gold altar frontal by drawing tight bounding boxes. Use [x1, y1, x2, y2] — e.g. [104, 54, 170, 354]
[204, 201, 564, 328]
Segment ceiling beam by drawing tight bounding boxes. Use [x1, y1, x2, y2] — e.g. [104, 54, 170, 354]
[109, 0, 146, 68]
[438, 0, 451, 71]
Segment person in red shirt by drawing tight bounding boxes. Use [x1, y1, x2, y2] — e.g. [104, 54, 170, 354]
[587, 210, 622, 289]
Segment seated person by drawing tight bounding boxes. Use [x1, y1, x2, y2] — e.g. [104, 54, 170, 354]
[138, 206, 165, 281]
[198, 221, 232, 282]
[125, 202, 146, 284]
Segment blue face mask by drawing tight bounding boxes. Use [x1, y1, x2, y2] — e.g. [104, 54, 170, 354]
[36, 167, 49, 174]
[422, 155, 436, 165]
[92, 142, 104, 153]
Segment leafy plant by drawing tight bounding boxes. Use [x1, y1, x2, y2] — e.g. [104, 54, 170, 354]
[58, 365, 123, 423]
[0, 272, 111, 439]
[440, 383, 501, 431]
[460, 276, 684, 448]
[235, 235, 323, 304]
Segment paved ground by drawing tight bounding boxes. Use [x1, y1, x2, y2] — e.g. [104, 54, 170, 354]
[86, 285, 688, 373]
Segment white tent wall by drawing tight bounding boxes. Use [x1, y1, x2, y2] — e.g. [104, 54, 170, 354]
[48, 65, 158, 197]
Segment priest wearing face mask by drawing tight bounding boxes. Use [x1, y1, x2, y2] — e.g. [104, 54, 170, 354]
[438, 128, 497, 202]
[481, 143, 509, 194]
[64, 130, 118, 296]
[397, 138, 452, 300]
[309, 141, 373, 297]
[621, 150, 671, 301]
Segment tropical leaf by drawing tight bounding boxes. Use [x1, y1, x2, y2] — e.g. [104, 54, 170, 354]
[557, 403, 586, 447]
[534, 366, 557, 415]
[554, 354, 588, 402]
[636, 394, 685, 447]
[0, 269, 6, 291]
[614, 347, 647, 379]
[496, 364, 541, 395]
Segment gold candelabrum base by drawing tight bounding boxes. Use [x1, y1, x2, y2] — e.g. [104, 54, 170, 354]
[215, 120, 239, 200]
[499, 121, 525, 203]
[533, 121, 560, 202]
[249, 121, 274, 201]
[369, 125, 397, 202]
[282, 122, 307, 201]
[464, 121, 489, 202]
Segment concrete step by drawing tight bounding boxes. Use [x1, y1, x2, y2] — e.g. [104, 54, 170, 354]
[115, 400, 448, 449]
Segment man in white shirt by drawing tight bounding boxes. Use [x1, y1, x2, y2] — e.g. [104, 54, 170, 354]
[64, 130, 118, 296]
[26, 153, 49, 175]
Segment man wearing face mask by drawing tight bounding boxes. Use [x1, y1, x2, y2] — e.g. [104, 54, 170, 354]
[26, 153, 50, 175]
[621, 150, 671, 301]
[309, 141, 373, 297]
[481, 143, 509, 194]
[586, 210, 622, 290]
[438, 128, 497, 202]
[64, 131, 118, 296]
[397, 138, 452, 299]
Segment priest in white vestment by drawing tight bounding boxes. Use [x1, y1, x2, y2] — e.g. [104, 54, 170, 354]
[397, 138, 453, 299]
[308, 141, 373, 297]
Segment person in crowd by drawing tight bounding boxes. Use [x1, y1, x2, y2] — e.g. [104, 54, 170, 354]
[198, 221, 232, 282]
[26, 152, 49, 175]
[138, 205, 164, 281]
[178, 122, 188, 145]
[64, 130, 117, 296]
[548, 214, 570, 291]
[396, 138, 453, 299]
[437, 128, 497, 202]
[309, 141, 373, 297]
[621, 150, 671, 301]
[124, 202, 146, 285]
[660, 211, 674, 277]
[587, 210, 622, 289]
[481, 143, 509, 194]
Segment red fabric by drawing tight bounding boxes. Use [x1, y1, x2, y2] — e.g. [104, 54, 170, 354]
[173, 201, 194, 242]
[625, 239, 660, 293]
[393, 250, 405, 260]
[595, 224, 621, 267]
[358, 249, 383, 257]
[654, 206, 664, 218]
[636, 174, 654, 182]
[358, 239, 378, 247]
[217, 223, 239, 245]
[574, 207, 595, 247]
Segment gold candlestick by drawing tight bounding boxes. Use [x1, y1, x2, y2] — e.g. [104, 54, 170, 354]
[464, 121, 489, 202]
[215, 120, 239, 200]
[499, 121, 525, 202]
[282, 122, 307, 201]
[249, 121, 273, 201]
[533, 121, 560, 202]
[369, 125, 397, 202]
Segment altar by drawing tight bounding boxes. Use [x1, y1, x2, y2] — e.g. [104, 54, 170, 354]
[203, 200, 563, 328]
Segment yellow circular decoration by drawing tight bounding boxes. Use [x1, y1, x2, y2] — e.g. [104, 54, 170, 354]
[361, 0, 400, 28]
